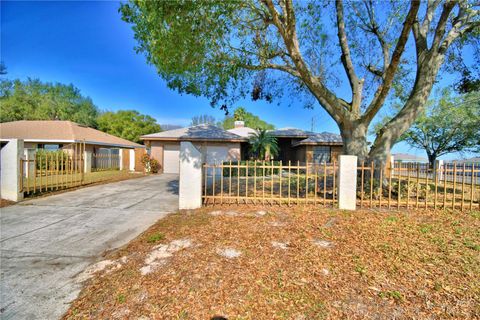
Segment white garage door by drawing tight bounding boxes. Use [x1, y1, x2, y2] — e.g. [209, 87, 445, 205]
[163, 144, 180, 174]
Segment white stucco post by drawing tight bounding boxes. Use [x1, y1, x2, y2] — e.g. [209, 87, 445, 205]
[0, 139, 24, 202]
[129, 149, 135, 171]
[436, 160, 444, 182]
[23, 148, 35, 178]
[179, 141, 203, 209]
[119, 149, 124, 170]
[337, 155, 357, 210]
[84, 150, 92, 173]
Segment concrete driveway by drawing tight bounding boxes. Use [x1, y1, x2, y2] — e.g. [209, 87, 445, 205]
[0, 174, 179, 320]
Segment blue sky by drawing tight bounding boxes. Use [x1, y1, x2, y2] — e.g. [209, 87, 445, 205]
[1, 1, 474, 159]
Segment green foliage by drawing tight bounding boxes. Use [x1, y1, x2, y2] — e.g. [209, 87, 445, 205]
[248, 129, 279, 160]
[147, 232, 165, 243]
[221, 107, 274, 130]
[35, 149, 70, 171]
[0, 78, 99, 127]
[401, 90, 480, 164]
[97, 110, 160, 143]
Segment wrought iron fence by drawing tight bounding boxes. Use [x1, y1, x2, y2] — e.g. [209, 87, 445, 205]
[20, 142, 132, 196]
[357, 161, 479, 211]
[202, 160, 337, 205]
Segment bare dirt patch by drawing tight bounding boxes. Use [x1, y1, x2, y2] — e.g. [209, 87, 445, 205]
[64, 206, 480, 319]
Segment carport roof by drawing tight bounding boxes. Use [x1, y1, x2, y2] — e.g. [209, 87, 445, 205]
[0, 120, 143, 148]
[141, 124, 248, 142]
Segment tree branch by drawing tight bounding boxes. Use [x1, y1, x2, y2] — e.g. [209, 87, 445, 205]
[362, 0, 420, 125]
[336, 0, 362, 112]
[261, 0, 351, 123]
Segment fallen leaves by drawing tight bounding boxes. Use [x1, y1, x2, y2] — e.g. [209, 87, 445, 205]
[64, 206, 480, 319]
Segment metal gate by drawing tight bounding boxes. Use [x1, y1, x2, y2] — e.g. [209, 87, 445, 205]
[20, 141, 85, 195]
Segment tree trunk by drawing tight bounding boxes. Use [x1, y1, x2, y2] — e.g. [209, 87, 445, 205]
[427, 153, 437, 169]
[339, 122, 369, 162]
[368, 54, 444, 167]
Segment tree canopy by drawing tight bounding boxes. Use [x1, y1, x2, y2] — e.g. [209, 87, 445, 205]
[0, 78, 162, 143]
[120, 0, 480, 163]
[0, 78, 99, 127]
[401, 90, 480, 166]
[222, 107, 275, 130]
[97, 110, 161, 143]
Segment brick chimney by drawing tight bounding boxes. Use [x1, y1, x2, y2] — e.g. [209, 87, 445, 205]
[234, 121, 245, 128]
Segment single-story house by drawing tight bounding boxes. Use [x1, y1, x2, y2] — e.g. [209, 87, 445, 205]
[0, 120, 144, 170]
[391, 153, 428, 163]
[141, 121, 343, 174]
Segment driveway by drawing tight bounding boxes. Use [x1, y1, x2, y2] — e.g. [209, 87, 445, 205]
[0, 174, 179, 320]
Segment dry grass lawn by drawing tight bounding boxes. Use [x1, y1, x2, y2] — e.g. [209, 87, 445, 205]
[64, 206, 480, 320]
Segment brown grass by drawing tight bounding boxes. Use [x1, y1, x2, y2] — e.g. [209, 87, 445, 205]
[64, 206, 480, 320]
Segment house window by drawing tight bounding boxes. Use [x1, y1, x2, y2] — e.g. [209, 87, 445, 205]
[313, 146, 331, 163]
[38, 144, 62, 151]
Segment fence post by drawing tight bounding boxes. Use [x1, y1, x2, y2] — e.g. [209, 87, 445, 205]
[0, 139, 24, 202]
[179, 141, 203, 209]
[338, 155, 357, 210]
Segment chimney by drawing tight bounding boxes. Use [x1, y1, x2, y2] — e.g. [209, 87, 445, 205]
[234, 120, 245, 128]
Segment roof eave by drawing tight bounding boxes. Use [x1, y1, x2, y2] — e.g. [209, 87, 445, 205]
[141, 137, 247, 143]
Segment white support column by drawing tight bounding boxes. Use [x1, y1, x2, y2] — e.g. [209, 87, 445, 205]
[84, 150, 92, 173]
[23, 148, 35, 178]
[337, 155, 357, 210]
[436, 160, 444, 182]
[119, 149, 124, 170]
[129, 149, 135, 171]
[179, 141, 203, 210]
[0, 139, 24, 202]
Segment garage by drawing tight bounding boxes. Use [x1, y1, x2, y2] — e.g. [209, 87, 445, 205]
[163, 144, 180, 174]
[141, 124, 245, 174]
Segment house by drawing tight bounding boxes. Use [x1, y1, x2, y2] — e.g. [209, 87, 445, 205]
[141, 124, 244, 174]
[141, 121, 344, 174]
[391, 153, 428, 163]
[0, 120, 144, 171]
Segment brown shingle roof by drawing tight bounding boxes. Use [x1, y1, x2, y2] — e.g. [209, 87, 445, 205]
[0, 120, 143, 148]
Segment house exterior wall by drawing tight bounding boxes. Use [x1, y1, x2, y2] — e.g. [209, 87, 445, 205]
[331, 146, 343, 161]
[149, 141, 164, 172]
[305, 145, 343, 163]
[146, 140, 241, 173]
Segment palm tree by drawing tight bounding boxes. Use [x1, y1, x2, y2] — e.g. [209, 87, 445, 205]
[248, 129, 279, 161]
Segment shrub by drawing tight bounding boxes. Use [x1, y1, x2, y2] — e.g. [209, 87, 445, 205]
[35, 149, 70, 171]
[150, 158, 160, 173]
[141, 154, 161, 174]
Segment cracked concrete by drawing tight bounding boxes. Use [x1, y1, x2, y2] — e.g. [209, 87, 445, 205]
[0, 174, 178, 320]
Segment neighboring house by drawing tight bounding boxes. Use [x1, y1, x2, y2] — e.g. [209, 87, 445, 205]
[391, 153, 428, 163]
[0, 120, 144, 170]
[141, 121, 343, 174]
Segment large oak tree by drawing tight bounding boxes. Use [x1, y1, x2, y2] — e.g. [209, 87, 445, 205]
[120, 0, 479, 163]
